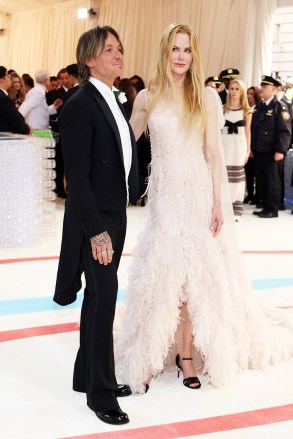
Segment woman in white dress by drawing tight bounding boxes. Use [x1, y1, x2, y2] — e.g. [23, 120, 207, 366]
[115, 24, 293, 394]
[222, 80, 252, 219]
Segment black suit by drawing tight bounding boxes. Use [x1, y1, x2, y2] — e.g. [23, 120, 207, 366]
[53, 81, 138, 412]
[219, 88, 228, 105]
[65, 85, 80, 102]
[46, 87, 67, 195]
[0, 89, 30, 134]
[251, 97, 292, 213]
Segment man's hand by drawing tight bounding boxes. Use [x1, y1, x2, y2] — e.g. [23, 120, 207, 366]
[274, 152, 284, 161]
[90, 231, 114, 265]
[53, 98, 63, 109]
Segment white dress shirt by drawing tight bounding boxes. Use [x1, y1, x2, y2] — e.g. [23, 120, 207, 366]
[89, 76, 132, 202]
[19, 83, 57, 130]
[265, 96, 275, 106]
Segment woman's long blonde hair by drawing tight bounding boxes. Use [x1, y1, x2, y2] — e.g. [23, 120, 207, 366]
[147, 24, 205, 134]
[224, 79, 252, 116]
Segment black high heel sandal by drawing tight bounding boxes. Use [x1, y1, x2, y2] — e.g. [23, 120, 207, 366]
[175, 354, 201, 389]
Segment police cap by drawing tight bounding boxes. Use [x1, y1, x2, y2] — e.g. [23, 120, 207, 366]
[219, 68, 239, 79]
[205, 76, 223, 85]
[260, 75, 281, 87]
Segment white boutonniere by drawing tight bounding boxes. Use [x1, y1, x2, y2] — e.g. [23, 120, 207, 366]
[113, 87, 127, 104]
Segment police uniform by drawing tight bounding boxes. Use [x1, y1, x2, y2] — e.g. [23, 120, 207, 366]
[218, 68, 240, 104]
[205, 76, 223, 87]
[251, 76, 292, 217]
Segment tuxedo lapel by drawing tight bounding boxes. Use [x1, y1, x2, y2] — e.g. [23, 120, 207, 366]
[86, 83, 124, 163]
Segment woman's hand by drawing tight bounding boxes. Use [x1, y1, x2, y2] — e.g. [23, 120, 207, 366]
[244, 151, 251, 165]
[210, 205, 224, 238]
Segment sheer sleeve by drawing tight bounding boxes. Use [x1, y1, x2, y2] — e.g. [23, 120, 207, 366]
[204, 86, 234, 226]
[205, 86, 225, 130]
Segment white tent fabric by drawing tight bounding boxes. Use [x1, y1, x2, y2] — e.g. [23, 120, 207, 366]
[3, 0, 276, 87]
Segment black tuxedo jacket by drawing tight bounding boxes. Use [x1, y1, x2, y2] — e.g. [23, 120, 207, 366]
[46, 87, 67, 132]
[46, 86, 67, 105]
[54, 81, 139, 305]
[0, 89, 30, 134]
[218, 88, 228, 105]
[65, 85, 80, 102]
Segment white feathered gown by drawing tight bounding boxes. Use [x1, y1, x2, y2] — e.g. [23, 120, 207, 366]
[115, 87, 293, 393]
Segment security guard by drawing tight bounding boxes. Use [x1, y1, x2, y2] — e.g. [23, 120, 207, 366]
[205, 75, 223, 90]
[251, 75, 292, 218]
[218, 68, 240, 104]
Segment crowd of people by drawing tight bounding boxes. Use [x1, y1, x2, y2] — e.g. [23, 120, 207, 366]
[0, 59, 292, 213]
[0, 66, 151, 200]
[205, 69, 293, 219]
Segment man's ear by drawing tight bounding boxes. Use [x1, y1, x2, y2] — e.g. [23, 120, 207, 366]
[86, 58, 94, 69]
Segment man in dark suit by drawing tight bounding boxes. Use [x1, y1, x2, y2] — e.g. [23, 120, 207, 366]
[0, 66, 30, 134]
[65, 63, 80, 101]
[53, 26, 138, 425]
[251, 75, 292, 218]
[46, 68, 70, 198]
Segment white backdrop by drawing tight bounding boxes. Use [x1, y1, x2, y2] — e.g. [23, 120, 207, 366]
[3, 0, 277, 88]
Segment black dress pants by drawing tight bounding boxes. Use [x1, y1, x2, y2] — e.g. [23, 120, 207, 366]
[245, 157, 255, 200]
[54, 140, 65, 195]
[73, 211, 127, 411]
[254, 152, 283, 213]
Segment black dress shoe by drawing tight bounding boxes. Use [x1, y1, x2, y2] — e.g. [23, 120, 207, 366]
[95, 408, 129, 425]
[253, 209, 264, 216]
[258, 211, 278, 218]
[116, 384, 132, 397]
[73, 384, 132, 397]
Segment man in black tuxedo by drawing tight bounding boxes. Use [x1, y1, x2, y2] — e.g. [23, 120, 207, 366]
[0, 66, 30, 134]
[53, 26, 138, 425]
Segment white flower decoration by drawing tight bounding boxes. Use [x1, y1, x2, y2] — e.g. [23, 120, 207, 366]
[118, 91, 127, 104]
[113, 87, 127, 104]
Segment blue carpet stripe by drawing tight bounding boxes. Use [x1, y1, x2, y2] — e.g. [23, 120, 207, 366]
[0, 279, 293, 316]
[0, 290, 125, 316]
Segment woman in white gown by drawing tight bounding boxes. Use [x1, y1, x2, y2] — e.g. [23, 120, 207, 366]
[222, 79, 252, 219]
[116, 24, 293, 394]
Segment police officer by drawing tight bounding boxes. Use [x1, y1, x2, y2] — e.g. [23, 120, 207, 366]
[251, 75, 292, 218]
[218, 68, 240, 104]
[205, 75, 223, 91]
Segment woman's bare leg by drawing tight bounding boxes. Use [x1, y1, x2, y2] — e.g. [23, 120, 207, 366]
[179, 303, 199, 387]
